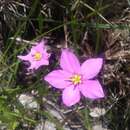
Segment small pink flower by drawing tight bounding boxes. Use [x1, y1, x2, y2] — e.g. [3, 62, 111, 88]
[44, 49, 104, 107]
[18, 40, 50, 70]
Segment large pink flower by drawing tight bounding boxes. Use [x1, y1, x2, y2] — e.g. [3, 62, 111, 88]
[44, 49, 104, 107]
[18, 40, 50, 70]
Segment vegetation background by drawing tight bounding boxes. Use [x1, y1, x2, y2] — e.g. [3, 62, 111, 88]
[0, 0, 130, 130]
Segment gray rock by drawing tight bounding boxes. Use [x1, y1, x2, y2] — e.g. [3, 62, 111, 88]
[18, 94, 39, 109]
[93, 124, 110, 130]
[34, 122, 44, 130]
[35, 121, 56, 130]
[44, 121, 56, 130]
[89, 107, 106, 118]
[47, 108, 63, 122]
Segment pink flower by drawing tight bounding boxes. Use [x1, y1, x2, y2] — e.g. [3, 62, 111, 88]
[18, 40, 50, 70]
[44, 49, 104, 107]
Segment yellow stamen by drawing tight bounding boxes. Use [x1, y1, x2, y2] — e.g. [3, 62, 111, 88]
[34, 52, 42, 61]
[70, 74, 82, 85]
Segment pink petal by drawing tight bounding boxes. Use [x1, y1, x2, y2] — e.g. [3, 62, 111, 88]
[62, 86, 80, 107]
[30, 42, 44, 54]
[60, 49, 80, 73]
[28, 62, 37, 70]
[29, 63, 42, 70]
[42, 50, 50, 60]
[17, 54, 32, 61]
[44, 70, 72, 89]
[30, 42, 50, 60]
[79, 80, 104, 99]
[18, 40, 50, 71]
[34, 41, 44, 50]
[38, 59, 49, 65]
[81, 58, 103, 79]
[29, 59, 49, 70]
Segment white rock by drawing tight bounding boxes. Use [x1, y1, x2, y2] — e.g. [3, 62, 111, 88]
[18, 94, 39, 109]
[63, 126, 71, 130]
[34, 122, 44, 130]
[35, 121, 72, 130]
[89, 107, 106, 118]
[47, 108, 63, 122]
[93, 124, 109, 130]
[44, 121, 56, 130]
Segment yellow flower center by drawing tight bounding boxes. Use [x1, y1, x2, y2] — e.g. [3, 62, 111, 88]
[70, 74, 82, 85]
[34, 52, 42, 61]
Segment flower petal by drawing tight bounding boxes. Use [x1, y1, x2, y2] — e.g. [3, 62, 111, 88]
[28, 61, 49, 71]
[18, 40, 50, 71]
[79, 80, 104, 99]
[17, 54, 32, 61]
[81, 58, 103, 79]
[28, 60, 49, 70]
[62, 86, 80, 107]
[44, 70, 71, 89]
[60, 49, 80, 73]
[38, 59, 49, 66]
[27, 62, 37, 70]
[31, 41, 45, 52]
